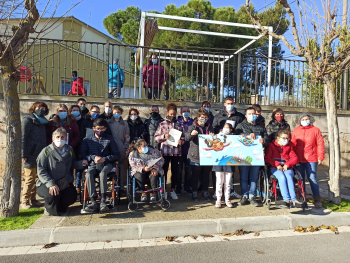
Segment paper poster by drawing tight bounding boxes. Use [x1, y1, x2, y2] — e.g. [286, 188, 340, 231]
[147, 157, 162, 168]
[66, 133, 69, 145]
[166, 128, 182, 147]
[225, 120, 236, 127]
[198, 134, 265, 166]
[86, 128, 94, 138]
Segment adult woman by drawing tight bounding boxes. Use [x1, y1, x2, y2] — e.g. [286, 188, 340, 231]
[47, 104, 80, 154]
[21, 101, 49, 209]
[186, 108, 214, 202]
[127, 139, 164, 202]
[266, 108, 290, 142]
[127, 108, 146, 141]
[143, 53, 167, 99]
[291, 113, 325, 208]
[154, 103, 184, 200]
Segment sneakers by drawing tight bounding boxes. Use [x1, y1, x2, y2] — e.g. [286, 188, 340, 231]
[212, 193, 217, 199]
[170, 191, 178, 200]
[20, 202, 31, 210]
[44, 208, 51, 216]
[100, 202, 109, 212]
[237, 196, 249, 206]
[291, 200, 302, 208]
[225, 200, 233, 208]
[215, 201, 221, 208]
[150, 193, 156, 202]
[230, 191, 242, 199]
[31, 200, 43, 207]
[249, 198, 259, 207]
[84, 202, 99, 212]
[192, 191, 198, 202]
[202, 191, 211, 201]
[184, 188, 193, 195]
[141, 193, 147, 202]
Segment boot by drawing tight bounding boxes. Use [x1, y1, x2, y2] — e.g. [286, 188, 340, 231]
[313, 195, 323, 208]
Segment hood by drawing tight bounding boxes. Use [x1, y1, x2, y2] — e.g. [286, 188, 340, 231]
[109, 64, 119, 70]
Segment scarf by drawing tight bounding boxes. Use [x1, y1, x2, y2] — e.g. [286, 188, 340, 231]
[33, 113, 48, 124]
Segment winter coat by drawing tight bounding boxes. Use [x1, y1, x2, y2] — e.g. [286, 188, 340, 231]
[144, 116, 164, 149]
[107, 117, 130, 162]
[291, 125, 325, 163]
[185, 122, 214, 164]
[75, 117, 84, 158]
[36, 144, 83, 188]
[266, 119, 290, 142]
[100, 112, 114, 120]
[68, 77, 87, 95]
[265, 140, 298, 169]
[177, 116, 193, 155]
[128, 120, 146, 141]
[142, 63, 167, 89]
[235, 119, 269, 147]
[21, 113, 48, 168]
[212, 108, 245, 134]
[256, 115, 266, 127]
[128, 147, 164, 176]
[212, 131, 236, 173]
[80, 107, 89, 118]
[109, 64, 124, 88]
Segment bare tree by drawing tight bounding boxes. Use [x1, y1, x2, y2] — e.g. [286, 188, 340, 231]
[245, 0, 348, 204]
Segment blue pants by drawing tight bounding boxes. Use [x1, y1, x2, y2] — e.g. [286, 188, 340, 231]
[76, 170, 82, 189]
[271, 169, 296, 201]
[239, 166, 260, 199]
[176, 156, 192, 192]
[295, 162, 320, 196]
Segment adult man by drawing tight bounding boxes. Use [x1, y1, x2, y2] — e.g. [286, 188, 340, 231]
[144, 105, 164, 149]
[235, 107, 269, 207]
[36, 128, 88, 216]
[81, 118, 120, 212]
[100, 101, 113, 120]
[77, 98, 89, 118]
[176, 106, 193, 194]
[109, 58, 125, 98]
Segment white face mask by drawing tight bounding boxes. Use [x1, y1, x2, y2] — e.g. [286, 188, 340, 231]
[54, 139, 66, 148]
[130, 115, 137, 121]
[280, 138, 289, 146]
[105, 107, 111, 114]
[223, 128, 230, 135]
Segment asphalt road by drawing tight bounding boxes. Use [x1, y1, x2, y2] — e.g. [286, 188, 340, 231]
[2, 232, 350, 263]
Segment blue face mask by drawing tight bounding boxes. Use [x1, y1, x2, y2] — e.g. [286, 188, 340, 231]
[152, 59, 157, 64]
[72, 111, 80, 117]
[247, 115, 258, 122]
[204, 107, 210, 113]
[142, 146, 149, 154]
[58, 112, 67, 119]
[91, 113, 100, 119]
[226, 105, 234, 112]
[113, 113, 121, 119]
[301, 120, 310, 126]
[183, 112, 190, 118]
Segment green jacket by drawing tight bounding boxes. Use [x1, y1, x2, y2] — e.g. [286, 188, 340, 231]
[36, 144, 83, 188]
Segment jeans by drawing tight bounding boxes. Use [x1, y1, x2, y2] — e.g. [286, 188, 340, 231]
[191, 165, 212, 192]
[147, 87, 160, 99]
[295, 162, 320, 196]
[75, 170, 82, 189]
[271, 169, 296, 201]
[239, 166, 260, 199]
[176, 156, 192, 192]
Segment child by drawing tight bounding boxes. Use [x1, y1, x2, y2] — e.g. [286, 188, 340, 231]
[252, 104, 265, 127]
[212, 123, 235, 208]
[265, 129, 300, 208]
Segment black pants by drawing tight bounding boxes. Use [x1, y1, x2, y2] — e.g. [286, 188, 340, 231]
[37, 183, 77, 216]
[134, 172, 159, 191]
[191, 165, 212, 192]
[163, 156, 180, 189]
[147, 87, 160, 99]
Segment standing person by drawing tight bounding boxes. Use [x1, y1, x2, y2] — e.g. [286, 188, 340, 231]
[100, 101, 113, 120]
[201, 101, 214, 125]
[144, 105, 164, 150]
[176, 106, 193, 195]
[235, 107, 269, 207]
[109, 58, 125, 98]
[46, 104, 80, 155]
[252, 104, 265, 127]
[266, 108, 290, 142]
[77, 98, 89, 118]
[107, 105, 130, 191]
[21, 101, 49, 209]
[128, 108, 146, 141]
[154, 103, 184, 200]
[80, 105, 100, 140]
[186, 108, 214, 202]
[143, 53, 167, 99]
[291, 113, 325, 208]
[68, 71, 87, 96]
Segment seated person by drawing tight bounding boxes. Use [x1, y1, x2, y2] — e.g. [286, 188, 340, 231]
[265, 129, 301, 208]
[81, 118, 120, 212]
[127, 139, 164, 202]
[36, 127, 88, 216]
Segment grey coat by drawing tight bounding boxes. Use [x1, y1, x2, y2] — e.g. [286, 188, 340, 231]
[144, 116, 164, 149]
[22, 113, 47, 168]
[107, 117, 130, 162]
[36, 144, 83, 188]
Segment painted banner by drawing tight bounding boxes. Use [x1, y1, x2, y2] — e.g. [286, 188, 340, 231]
[198, 134, 265, 166]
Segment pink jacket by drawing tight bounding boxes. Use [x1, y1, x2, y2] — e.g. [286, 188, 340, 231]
[142, 64, 167, 89]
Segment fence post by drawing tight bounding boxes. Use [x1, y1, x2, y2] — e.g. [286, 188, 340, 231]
[105, 40, 109, 99]
[139, 12, 146, 99]
[236, 52, 241, 104]
[343, 69, 349, 110]
[220, 62, 224, 103]
[267, 26, 273, 105]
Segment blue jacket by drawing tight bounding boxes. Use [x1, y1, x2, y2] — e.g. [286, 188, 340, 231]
[109, 64, 124, 88]
[81, 133, 120, 166]
[177, 116, 193, 154]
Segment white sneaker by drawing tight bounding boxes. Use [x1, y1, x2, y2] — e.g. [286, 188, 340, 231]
[164, 192, 168, 199]
[212, 193, 217, 199]
[170, 191, 178, 200]
[230, 191, 242, 199]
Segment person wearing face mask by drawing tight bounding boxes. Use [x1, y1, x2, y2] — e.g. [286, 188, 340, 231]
[143, 53, 167, 99]
[186, 108, 215, 202]
[144, 105, 164, 150]
[154, 103, 185, 200]
[127, 139, 164, 202]
[77, 98, 89, 118]
[200, 101, 214, 125]
[109, 58, 125, 98]
[291, 113, 325, 208]
[21, 101, 49, 209]
[36, 128, 88, 216]
[128, 108, 146, 141]
[265, 129, 300, 208]
[81, 118, 120, 213]
[80, 105, 101, 141]
[235, 107, 269, 207]
[100, 101, 114, 120]
[266, 108, 291, 142]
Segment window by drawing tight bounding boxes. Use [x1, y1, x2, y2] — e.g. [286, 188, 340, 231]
[60, 79, 90, 96]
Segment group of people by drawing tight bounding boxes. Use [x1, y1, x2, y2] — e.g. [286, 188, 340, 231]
[21, 96, 325, 216]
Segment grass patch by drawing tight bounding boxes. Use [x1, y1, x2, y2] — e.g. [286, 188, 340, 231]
[0, 208, 44, 231]
[322, 198, 350, 212]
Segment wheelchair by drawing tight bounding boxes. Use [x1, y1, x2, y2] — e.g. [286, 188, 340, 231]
[126, 168, 170, 211]
[79, 162, 121, 214]
[257, 164, 308, 212]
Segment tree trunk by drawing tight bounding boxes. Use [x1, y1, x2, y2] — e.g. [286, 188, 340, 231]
[0, 65, 22, 217]
[324, 77, 342, 204]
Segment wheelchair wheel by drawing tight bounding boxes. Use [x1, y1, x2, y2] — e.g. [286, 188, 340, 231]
[128, 202, 137, 211]
[160, 200, 171, 210]
[267, 199, 271, 210]
[258, 169, 268, 204]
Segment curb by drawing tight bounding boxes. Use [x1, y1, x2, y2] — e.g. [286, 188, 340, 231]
[1, 212, 350, 248]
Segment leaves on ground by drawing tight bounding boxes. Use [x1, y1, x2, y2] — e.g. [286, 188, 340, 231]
[43, 243, 57, 249]
[186, 207, 195, 210]
[255, 250, 265, 255]
[329, 225, 338, 232]
[221, 233, 235, 237]
[234, 229, 251, 236]
[223, 238, 230, 241]
[294, 226, 307, 233]
[307, 225, 321, 232]
[295, 225, 340, 234]
[165, 236, 177, 241]
[174, 240, 181, 243]
[254, 232, 260, 236]
[190, 235, 197, 239]
[201, 234, 214, 238]
[105, 240, 110, 243]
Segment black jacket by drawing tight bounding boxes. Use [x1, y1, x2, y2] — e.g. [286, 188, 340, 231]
[266, 119, 290, 142]
[144, 116, 164, 149]
[100, 112, 113, 120]
[212, 108, 245, 134]
[128, 121, 146, 141]
[185, 122, 214, 164]
[256, 115, 266, 127]
[235, 119, 269, 147]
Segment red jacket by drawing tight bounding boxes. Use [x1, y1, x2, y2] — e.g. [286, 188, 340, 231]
[142, 64, 167, 89]
[265, 140, 299, 168]
[291, 125, 325, 163]
[68, 77, 87, 95]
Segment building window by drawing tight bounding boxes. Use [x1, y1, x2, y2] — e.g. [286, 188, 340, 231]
[60, 79, 90, 96]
